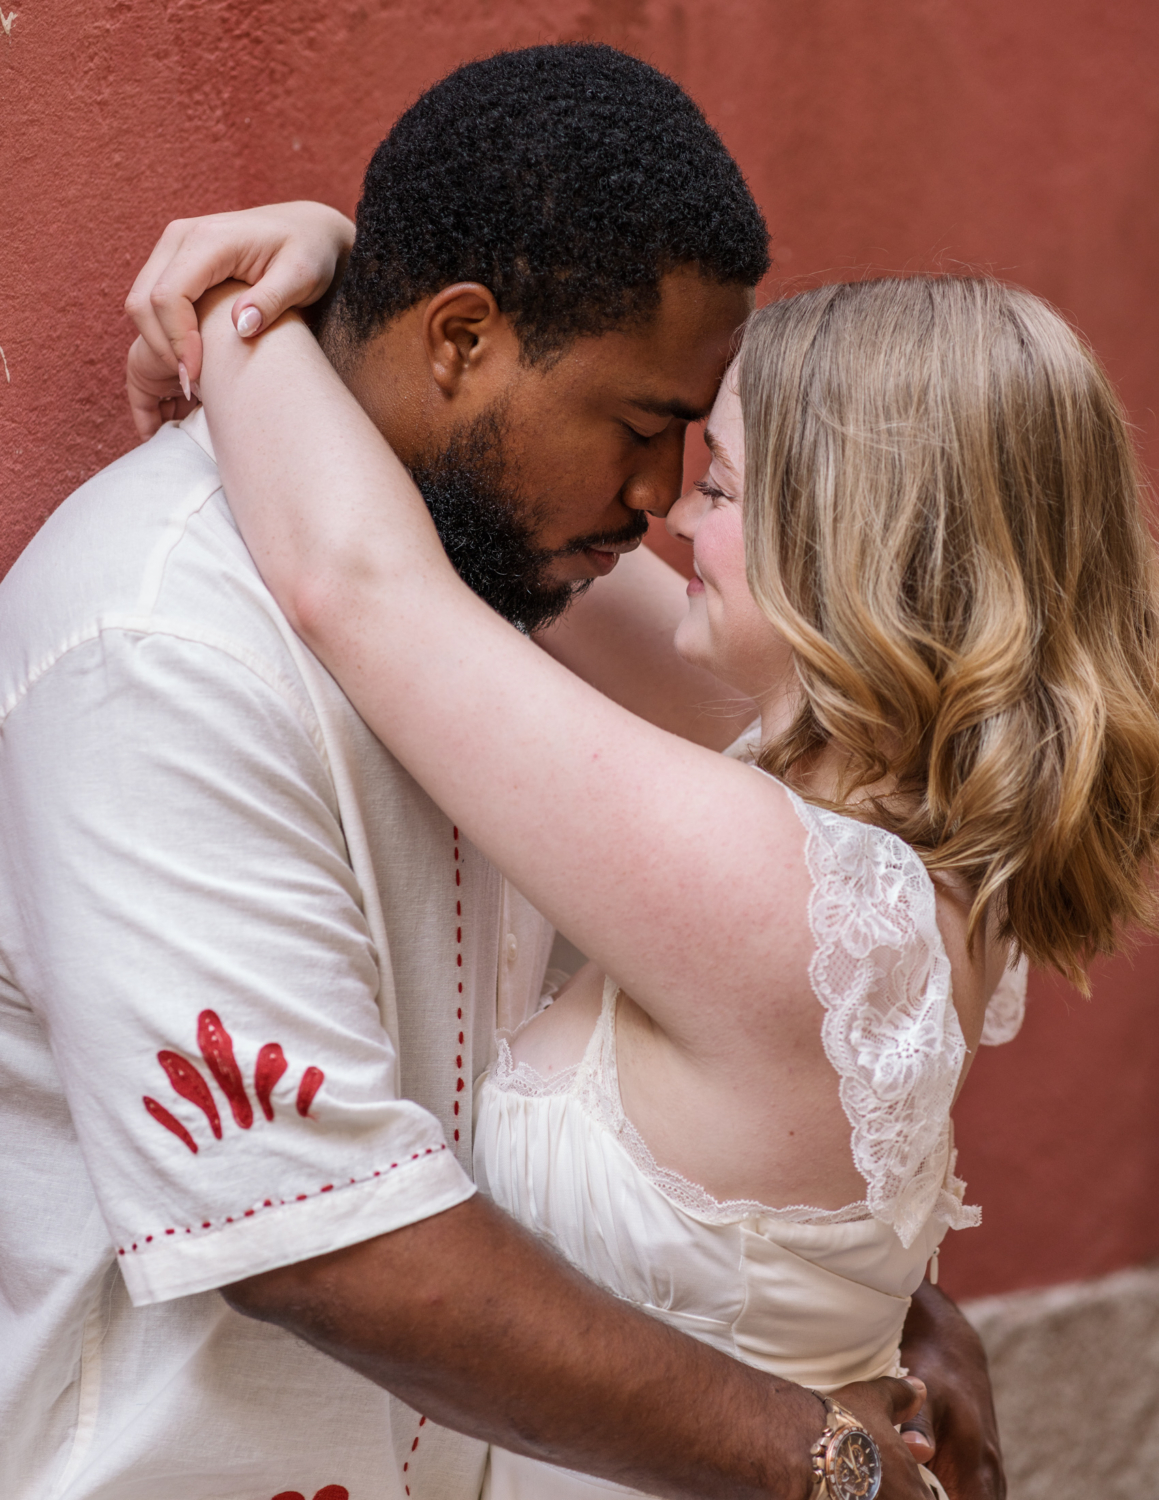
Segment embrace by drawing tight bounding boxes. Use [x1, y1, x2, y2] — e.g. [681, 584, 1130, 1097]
[4, 42, 1159, 1500]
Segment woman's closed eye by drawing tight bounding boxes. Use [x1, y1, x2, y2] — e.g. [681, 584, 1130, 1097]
[694, 478, 733, 503]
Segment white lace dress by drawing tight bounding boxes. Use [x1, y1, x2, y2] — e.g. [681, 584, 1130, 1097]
[474, 763, 1027, 1500]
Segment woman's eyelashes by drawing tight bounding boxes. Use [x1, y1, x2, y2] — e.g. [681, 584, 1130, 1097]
[694, 478, 732, 503]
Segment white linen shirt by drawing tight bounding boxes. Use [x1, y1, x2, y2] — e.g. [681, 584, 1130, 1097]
[0, 411, 554, 1500]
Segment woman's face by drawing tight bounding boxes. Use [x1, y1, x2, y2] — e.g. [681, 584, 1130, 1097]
[669, 370, 795, 707]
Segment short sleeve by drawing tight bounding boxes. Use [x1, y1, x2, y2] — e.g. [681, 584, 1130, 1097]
[0, 627, 474, 1305]
[783, 789, 978, 1247]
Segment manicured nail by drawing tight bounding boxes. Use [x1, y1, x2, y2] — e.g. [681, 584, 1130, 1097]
[236, 306, 262, 337]
[177, 362, 191, 402]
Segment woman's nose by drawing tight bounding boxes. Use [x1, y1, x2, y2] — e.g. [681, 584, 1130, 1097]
[666, 484, 706, 543]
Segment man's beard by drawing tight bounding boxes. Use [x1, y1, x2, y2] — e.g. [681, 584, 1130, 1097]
[409, 408, 649, 634]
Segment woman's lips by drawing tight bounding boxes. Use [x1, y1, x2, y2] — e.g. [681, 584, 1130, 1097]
[687, 569, 705, 596]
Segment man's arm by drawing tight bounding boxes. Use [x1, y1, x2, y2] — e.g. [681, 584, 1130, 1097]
[226, 1191, 932, 1500]
[899, 1280, 1005, 1500]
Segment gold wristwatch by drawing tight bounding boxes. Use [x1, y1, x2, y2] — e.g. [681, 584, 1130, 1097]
[807, 1395, 883, 1500]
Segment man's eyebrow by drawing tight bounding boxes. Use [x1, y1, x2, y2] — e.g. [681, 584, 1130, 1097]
[628, 396, 713, 423]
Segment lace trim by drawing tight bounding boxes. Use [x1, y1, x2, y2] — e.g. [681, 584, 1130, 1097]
[980, 955, 1029, 1046]
[490, 1038, 580, 1099]
[782, 786, 978, 1246]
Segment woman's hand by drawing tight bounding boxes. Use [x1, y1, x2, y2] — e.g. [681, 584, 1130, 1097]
[124, 202, 354, 440]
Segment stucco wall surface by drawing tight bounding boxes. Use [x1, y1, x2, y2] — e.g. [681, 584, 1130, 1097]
[3, 0, 1158, 1299]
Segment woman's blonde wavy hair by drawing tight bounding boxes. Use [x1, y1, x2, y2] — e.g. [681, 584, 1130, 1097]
[737, 276, 1159, 990]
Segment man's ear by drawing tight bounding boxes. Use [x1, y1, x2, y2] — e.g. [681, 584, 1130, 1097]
[422, 283, 517, 398]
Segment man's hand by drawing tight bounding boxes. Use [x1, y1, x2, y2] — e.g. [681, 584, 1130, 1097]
[898, 1279, 1005, 1499]
[124, 202, 353, 440]
[831, 1376, 941, 1500]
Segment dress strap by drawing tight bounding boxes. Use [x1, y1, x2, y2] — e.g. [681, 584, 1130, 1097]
[573, 975, 621, 1095]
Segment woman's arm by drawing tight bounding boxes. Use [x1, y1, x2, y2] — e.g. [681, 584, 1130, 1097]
[198, 290, 816, 1069]
[535, 542, 757, 748]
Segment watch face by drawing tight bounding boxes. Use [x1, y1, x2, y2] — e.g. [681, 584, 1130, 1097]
[827, 1428, 882, 1500]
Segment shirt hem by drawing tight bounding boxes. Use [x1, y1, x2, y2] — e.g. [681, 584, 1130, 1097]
[119, 1146, 475, 1305]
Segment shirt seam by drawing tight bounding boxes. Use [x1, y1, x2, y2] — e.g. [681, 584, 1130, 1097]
[0, 617, 330, 766]
[132, 460, 222, 618]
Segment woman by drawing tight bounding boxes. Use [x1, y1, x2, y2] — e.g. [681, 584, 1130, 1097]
[132, 241, 1159, 1500]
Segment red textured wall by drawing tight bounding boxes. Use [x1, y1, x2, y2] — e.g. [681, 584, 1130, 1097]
[3, 0, 1157, 1296]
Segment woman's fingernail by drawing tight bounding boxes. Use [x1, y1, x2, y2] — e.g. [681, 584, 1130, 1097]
[236, 306, 262, 337]
[177, 362, 192, 402]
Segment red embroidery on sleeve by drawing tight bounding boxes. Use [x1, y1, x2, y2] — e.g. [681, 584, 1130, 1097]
[270, 1489, 348, 1500]
[296, 1065, 325, 1116]
[144, 1014, 326, 1150]
[142, 1096, 198, 1154]
[157, 1051, 222, 1138]
[197, 1009, 254, 1128]
[254, 1042, 289, 1121]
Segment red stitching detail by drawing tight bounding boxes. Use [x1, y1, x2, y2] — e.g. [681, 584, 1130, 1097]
[405, 1409, 428, 1494]
[115, 1145, 448, 1254]
[452, 827, 466, 1154]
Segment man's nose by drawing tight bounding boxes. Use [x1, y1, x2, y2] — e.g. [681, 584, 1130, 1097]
[622, 426, 688, 518]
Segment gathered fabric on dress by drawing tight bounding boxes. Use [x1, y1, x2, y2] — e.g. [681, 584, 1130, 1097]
[474, 762, 1026, 1500]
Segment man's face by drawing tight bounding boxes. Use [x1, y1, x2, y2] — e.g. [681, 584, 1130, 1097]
[340, 267, 752, 630]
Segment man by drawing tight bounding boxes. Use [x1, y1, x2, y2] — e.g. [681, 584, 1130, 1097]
[0, 44, 1000, 1500]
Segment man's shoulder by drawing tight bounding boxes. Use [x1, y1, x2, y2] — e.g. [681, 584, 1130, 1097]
[0, 412, 298, 707]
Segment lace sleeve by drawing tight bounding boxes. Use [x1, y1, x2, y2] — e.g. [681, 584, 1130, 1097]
[784, 788, 979, 1248]
[979, 955, 1029, 1046]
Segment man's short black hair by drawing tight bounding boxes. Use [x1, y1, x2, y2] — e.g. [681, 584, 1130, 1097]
[333, 43, 770, 361]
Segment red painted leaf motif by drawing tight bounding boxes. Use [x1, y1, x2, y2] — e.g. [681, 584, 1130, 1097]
[254, 1042, 288, 1121]
[157, 1050, 222, 1138]
[197, 1009, 254, 1128]
[143, 1096, 198, 1153]
[267, 1488, 348, 1500]
[296, 1065, 325, 1117]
